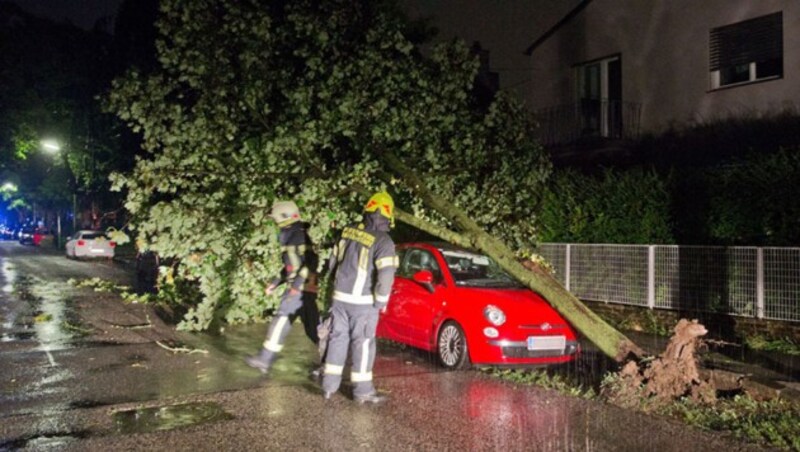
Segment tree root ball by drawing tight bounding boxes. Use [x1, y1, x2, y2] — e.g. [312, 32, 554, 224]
[604, 319, 717, 409]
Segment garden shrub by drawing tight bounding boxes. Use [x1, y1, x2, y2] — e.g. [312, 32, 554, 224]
[704, 147, 800, 245]
[538, 167, 673, 244]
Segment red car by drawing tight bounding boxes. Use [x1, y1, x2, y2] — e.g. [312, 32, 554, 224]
[377, 242, 579, 369]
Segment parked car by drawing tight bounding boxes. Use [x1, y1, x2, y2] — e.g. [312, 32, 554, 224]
[65, 230, 116, 259]
[0, 226, 15, 240]
[377, 242, 580, 369]
[32, 228, 52, 246]
[18, 227, 35, 245]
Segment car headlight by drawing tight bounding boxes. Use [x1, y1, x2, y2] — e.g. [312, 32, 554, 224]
[483, 305, 506, 326]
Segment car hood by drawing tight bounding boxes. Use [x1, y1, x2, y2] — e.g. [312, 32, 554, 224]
[455, 287, 571, 327]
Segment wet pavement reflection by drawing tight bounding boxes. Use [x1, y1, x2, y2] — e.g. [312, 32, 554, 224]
[1, 243, 791, 451]
[113, 402, 233, 434]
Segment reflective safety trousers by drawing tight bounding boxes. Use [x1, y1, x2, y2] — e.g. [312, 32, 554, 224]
[321, 302, 380, 397]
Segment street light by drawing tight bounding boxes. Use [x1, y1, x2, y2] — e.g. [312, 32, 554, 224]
[41, 140, 61, 153]
[40, 139, 77, 245]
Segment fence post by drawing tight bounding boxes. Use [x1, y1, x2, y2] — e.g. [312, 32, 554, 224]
[565, 244, 571, 292]
[756, 247, 764, 319]
[647, 246, 655, 309]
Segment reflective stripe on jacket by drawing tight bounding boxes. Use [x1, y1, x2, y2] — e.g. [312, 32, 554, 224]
[330, 213, 397, 308]
[270, 222, 313, 292]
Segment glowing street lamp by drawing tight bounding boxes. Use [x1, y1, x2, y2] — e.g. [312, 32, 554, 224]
[41, 140, 61, 153]
[40, 139, 75, 243]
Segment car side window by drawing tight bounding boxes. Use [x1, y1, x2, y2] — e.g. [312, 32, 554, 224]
[399, 249, 442, 282]
[395, 249, 407, 276]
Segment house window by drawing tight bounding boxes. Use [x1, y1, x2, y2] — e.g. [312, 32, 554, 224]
[710, 12, 783, 89]
[575, 55, 622, 138]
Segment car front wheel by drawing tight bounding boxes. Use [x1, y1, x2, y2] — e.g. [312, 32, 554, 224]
[437, 321, 469, 369]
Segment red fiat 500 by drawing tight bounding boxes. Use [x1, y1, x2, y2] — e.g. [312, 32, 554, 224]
[377, 242, 580, 369]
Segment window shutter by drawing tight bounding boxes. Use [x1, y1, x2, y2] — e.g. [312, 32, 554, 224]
[710, 12, 782, 71]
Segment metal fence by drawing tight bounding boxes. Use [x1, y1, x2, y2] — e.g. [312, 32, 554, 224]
[536, 243, 800, 323]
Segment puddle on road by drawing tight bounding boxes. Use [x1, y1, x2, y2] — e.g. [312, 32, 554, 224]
[2, 272, 89, 350]
[2, 262, 17, 293]
[88, 353, 151, 374]
[112, 402, 233, 434]
[0, 431, 89, 451]
[0, 331, 35, 342]
[187, 322, 322, 388]
[13, 275, 39, 303]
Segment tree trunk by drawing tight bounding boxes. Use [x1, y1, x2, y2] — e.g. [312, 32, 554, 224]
[384, 150, 644, 362]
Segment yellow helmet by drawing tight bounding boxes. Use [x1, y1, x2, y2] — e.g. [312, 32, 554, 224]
[364, 192, 395, 227]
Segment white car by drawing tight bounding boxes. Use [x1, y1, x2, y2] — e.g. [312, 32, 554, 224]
[65, 230, 116, 259]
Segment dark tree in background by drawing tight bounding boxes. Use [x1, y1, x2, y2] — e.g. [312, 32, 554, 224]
[112, 0, 159, 74]
[0, 0, 156, 228]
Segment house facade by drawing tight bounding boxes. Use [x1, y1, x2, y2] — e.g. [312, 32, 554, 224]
[525, 0, 799, 146]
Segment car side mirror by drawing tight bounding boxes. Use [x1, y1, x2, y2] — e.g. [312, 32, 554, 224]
[412, 270, 436, 293]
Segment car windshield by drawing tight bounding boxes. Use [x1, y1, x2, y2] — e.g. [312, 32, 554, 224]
[81, 232, 106, 240]
[440, 249, 524, 288]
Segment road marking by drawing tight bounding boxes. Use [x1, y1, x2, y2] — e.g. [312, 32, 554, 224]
[45, 350, 56, 367]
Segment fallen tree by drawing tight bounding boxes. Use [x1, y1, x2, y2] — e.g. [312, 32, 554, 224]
[383, 151, 643, 361]
[107, 0, 641, 361]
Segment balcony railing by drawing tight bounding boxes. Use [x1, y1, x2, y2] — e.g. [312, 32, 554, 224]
[533, 99, 642, 148]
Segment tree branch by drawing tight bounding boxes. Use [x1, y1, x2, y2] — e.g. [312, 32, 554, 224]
[379, 147, 643, 361]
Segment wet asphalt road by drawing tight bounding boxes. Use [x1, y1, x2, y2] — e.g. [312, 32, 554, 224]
[0, 242, 773, 451]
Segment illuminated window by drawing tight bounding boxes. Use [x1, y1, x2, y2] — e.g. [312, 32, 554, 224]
[710, 12, 783, 89]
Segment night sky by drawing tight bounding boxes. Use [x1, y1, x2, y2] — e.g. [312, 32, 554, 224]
[9, 0, 124, 30]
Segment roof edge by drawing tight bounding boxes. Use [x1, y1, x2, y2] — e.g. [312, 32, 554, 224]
[524, 0, 595, 56]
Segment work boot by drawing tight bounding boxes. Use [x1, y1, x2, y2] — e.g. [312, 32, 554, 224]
[353, 392, 387, 404]
[309, 365, 324, 382]
[244, 349, 272, 374]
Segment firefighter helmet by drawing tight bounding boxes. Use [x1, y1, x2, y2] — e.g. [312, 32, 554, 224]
[364, 192, 395, 228]
[270, 200, 301, 227]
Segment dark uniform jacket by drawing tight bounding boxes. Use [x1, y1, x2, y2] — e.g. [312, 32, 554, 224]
[329, 212, 398, 309]
[270, 222, 315, 292]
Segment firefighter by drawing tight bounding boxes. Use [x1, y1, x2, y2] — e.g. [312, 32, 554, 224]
[321, 192, 398, 403]
[245, 200, 320, 374]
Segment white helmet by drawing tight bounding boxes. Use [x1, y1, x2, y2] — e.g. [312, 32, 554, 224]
[270, 200, 301, 227]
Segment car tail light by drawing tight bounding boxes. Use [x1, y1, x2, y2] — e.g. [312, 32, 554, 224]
[110, 241, 116, 247]
[77, 240, 85, 246]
